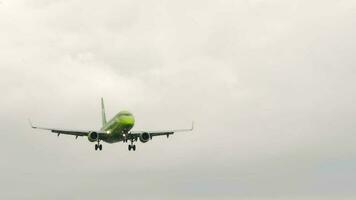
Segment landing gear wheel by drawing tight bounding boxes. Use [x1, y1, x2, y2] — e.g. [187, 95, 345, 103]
[128, 145, 136, 151]
[99, 144, 103, 151]
[95, 144, 98, 151]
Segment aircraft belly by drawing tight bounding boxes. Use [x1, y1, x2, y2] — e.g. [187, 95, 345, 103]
[102, 132, 123, 143]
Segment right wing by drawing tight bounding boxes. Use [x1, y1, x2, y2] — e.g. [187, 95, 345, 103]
[29, 119, 107, 138]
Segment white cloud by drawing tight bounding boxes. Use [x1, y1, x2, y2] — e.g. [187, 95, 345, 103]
[0, 0, 356, 199]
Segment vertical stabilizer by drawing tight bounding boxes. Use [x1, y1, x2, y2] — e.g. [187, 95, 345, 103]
[101, 98, 107, 127]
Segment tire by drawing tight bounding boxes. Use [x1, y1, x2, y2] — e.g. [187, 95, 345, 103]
[99, 144, 102, 151]
[133, 145, 136, 151]
[95, 144, 98, 151]
[128, 145, 131, 151]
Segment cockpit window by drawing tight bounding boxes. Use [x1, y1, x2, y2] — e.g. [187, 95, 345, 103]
[118, 111, 132, 117]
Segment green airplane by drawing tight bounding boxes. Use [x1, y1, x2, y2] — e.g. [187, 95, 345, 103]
[30, 98, 194, 151]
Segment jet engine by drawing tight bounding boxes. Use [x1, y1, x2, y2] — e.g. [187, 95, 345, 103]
[139, 132, 151, 143]
[88, 132, 98, 142]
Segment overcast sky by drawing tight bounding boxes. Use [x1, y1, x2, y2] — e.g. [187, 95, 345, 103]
[1, 0, 356, 199]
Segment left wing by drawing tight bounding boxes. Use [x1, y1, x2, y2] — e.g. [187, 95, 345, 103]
[129, 122, 194, 139]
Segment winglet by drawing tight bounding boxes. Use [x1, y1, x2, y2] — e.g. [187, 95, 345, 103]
[191, 121, 195, 131]
[28, 118, 36, 129]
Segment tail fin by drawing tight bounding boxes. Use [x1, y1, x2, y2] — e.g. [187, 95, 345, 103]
[101, 97, 107, 127]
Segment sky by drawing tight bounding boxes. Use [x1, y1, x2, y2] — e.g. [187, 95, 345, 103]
[0, 0, 356, 199]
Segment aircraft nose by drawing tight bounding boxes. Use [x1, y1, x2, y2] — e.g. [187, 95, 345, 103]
[120, 116, 135, 128]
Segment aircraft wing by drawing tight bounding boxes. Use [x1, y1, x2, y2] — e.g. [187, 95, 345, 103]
[29, 120, 106, 138]
[129, 122, 194, 138]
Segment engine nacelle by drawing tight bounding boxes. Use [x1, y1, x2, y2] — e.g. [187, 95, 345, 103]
[139, 132, 151, 143]
[88, 132, 98, 142]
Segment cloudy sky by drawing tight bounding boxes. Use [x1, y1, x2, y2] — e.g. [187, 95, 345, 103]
[1, 0, 356, 199]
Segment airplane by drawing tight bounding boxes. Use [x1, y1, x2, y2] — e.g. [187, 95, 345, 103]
[30, 98, 194, 151]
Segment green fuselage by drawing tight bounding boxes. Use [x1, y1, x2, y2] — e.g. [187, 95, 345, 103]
[100, 111, 135, 143]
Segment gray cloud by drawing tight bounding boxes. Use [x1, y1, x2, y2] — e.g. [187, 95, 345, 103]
[1, 0, 356, 199]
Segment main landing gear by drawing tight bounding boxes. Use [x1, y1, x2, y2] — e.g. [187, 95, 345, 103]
[95, 144, 102, 151]
[128, 144, 136, 151]
[95, 140, 103, 151]
[128, 139, 136, 151]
